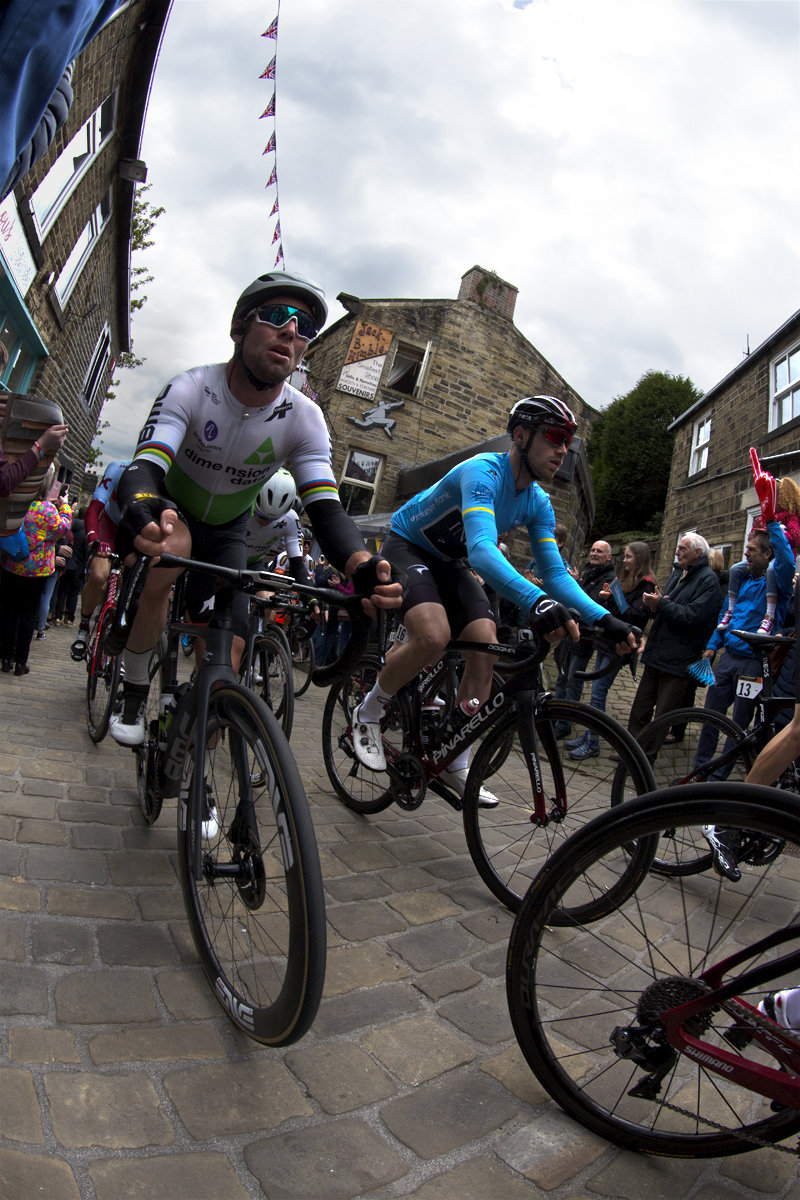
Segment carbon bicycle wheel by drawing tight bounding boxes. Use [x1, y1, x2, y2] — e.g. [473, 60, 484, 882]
[611, 709, 758, 877]
[85, 609, 122, 743]
[463, 701, 656, 916]
[135, 639, 167, 826]
[321, 657, 401, 814]
[290, 628, 315, 698]
[177, 684, 326, 1046]
[507, 784, 800, 1158]
[243, 634, 294, 740]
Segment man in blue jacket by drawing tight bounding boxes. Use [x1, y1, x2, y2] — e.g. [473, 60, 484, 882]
[696, 520, 794, 776]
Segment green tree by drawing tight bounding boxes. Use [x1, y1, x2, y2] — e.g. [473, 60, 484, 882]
[87, 184, 164, 472]
[588, 370, 703, 537]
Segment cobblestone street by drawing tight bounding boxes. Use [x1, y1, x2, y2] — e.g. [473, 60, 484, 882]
[1, 629, 798, 1200]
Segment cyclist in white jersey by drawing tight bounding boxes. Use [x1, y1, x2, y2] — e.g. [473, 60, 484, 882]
[109, 271, 401, 745]
[244, 469, 305, 571]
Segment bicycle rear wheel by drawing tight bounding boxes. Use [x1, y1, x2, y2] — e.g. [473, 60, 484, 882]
[321, 657, 400, 814]
[463, 701, 656, 915]
[290, 629, 315, 698]
[243, 634, 294, 740]
[85, 610, 122, 743]
[611, 709, 757, 877]
[177, 684, 326, 1045]
[507, 784, 800, 1157]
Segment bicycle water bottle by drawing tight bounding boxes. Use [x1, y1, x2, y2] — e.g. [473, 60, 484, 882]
[452, 697, 480, 729]
[420, 696, 445, 750]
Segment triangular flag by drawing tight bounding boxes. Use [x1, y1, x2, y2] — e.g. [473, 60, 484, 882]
[262, 17, 279, 38]
[274, 244, 284, 265]
[259, 95, 276, 119]
[259, 56, 276, 80]
[269, 199, 279, 216]
[265, 167, 277, 186]
[262, 132, 276, 155]
[272, 221, 282, 244]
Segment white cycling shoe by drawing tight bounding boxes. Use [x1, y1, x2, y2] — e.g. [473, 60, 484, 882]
[441, 767, 499, 809]
[351, 704, 386, 772]
[109, 711, 145, 746]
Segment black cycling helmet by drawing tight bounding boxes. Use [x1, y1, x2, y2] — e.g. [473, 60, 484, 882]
[507, 395, 576, 436]
[231, 271, 328, 334]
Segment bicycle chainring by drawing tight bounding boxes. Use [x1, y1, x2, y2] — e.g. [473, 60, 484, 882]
[390, 753, 427, 811]
[739, 832, 786, 867]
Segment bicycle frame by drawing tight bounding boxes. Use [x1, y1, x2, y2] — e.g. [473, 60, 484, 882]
[86, 559, 121, 672]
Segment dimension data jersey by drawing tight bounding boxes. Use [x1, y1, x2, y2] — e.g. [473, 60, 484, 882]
[244, 510, 304, 566]
[391, 451, 607, 623]
[132, 364, 340, 525]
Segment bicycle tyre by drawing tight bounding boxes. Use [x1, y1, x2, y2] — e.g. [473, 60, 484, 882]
[290, 629, 315, 698]
[136, 639, 167, 826]
[85, 609, 122, 743]
[177, 683, 326, 1046]
[507, 783, 800, 1157]
[463, 701, 656, 917]
[321, 657, 399, 814]
[611, 708, 758, 877]
[243, 634, 294, 741]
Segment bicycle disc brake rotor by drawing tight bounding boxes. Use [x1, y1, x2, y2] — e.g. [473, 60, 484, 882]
[637, 975, 717, 1037]
[390, 753, 427, 811]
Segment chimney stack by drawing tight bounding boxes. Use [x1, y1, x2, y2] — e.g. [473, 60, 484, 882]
[458, 265, 518, 321]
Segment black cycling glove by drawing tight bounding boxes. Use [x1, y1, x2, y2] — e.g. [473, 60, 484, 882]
[116, 494, 176, 560]
[351, 554, 406, 597]
[528, 597, 573, 637]
[598, 612, 639, 645]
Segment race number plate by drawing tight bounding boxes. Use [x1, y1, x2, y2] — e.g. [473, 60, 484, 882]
[736, 674, 762, 699]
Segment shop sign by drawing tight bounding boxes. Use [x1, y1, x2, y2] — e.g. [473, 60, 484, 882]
[337, 319, 393, 400]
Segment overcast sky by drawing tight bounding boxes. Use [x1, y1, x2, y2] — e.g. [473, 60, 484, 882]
[101, 0, 799, 467]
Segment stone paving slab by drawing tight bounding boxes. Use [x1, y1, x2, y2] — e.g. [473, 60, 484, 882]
[0, 632, 798, 1199]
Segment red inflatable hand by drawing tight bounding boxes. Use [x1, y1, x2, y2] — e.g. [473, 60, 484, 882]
[750, 447, 777, 524]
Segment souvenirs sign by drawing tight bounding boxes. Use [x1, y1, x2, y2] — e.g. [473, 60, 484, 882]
[337, 320, 393, 401]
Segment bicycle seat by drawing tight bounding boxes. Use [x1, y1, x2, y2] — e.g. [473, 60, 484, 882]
[730, 629, 796, 650]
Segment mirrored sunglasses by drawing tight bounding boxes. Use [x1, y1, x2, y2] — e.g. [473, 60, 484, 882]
[251, 303, 318, 341]
[538, 425, 574, 449]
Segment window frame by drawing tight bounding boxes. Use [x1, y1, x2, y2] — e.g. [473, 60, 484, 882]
[53, 188, 112, 307]
[338, 447, 385, 516]
[30, 92, 116, 241]
[689, 412, 712, 475]
[384, 340, 431, 398]
[768, 338, 800, 432]
[81, 323, 112, 411]
[0, 279, 46, 395]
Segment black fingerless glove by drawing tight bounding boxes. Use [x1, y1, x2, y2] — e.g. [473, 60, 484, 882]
[528, 597, 573, 636]
[598, 612, 638, 644]
[351, 554, 406, 596]
[116, 494, 174, 560]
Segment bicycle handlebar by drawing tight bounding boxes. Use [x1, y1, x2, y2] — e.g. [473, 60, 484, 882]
[573, 623, 642, 682]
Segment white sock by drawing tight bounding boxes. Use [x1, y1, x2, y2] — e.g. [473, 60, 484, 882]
[122, 648, 152, 687]
[358, 682, 393, 724]
[448, 747, 471, 773]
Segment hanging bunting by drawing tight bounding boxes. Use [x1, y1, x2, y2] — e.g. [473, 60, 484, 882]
[262, 16, 278, 38]
[260, 6, 283, 264]
[263, 132, 276, 156]
[265, 166, 277, 187]
[269, 199, 279, 216]
[259, 94, 276, 119]
[259, 56, 276, 80]
[274, 243, 284, 266]
[272, 221, 282, 244]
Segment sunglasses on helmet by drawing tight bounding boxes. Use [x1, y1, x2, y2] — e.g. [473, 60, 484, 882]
[251, 303, 319, 341]
[537, 425, 574, 449]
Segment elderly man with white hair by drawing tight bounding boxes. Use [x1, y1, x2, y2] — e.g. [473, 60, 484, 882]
[627, 531, 721, 741]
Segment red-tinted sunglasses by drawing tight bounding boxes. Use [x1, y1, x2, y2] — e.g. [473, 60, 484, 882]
[538, 425, 574, 449]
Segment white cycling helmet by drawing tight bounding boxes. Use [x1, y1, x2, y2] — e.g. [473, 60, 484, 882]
[255, 469, 296, 520]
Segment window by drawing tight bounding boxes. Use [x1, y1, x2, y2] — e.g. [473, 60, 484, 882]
[0, 314, 35, 393]
[769, 341, 800, 430]
[689, 413, 711, 475]
[338, 449, 384, 515]
[31, 94, 116, 239]
[54, 189, 112, 306]
[82, 324, 111, 410]
[385, 342, 430, 396]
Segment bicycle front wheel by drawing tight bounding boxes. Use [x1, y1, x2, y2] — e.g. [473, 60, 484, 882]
[85, 610, 122, 743]
[612, 708, 757, 877]
[290, 630, 315, 698]
[178, 684, 326, 1046]
[463, 702, 656, 914]
[321, 657, 400, 814]
[507, 784, 800, 1157]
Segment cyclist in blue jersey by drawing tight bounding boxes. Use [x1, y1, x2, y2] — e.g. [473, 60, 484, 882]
[351, 396, 638, 800]
[107, 271, 401, 746]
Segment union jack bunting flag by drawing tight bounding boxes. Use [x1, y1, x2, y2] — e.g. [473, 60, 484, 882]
[259, 56, 276, 80]
[259, 95, 276, 119]
[271, 221, 282, 244]
[269, 199, 279, 216]
[263, 132, 276, 155]
[274, 244, 284, 266]
[262, 17, 278, 38]
[265, 167, 277, 187]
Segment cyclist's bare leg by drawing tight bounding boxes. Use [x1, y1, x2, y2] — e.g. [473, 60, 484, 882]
[378, 602, 451, 696]
[455, 618, 499, 705]
[126, 520, 191, 653]
[745, 705, 800, 785]
[80, 554, 111, 620]
[192, 635, 245, 676]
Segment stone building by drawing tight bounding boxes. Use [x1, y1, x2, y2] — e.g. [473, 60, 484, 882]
[660, 309, 800, 570]
[0, 0, 170, 490]
[304, 265, 599, 564]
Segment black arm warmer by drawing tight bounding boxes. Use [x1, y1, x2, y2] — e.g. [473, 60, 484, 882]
[287, 555, 310, 585]
[304, 499, 366, 574]
[116, 459, 167, 511]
